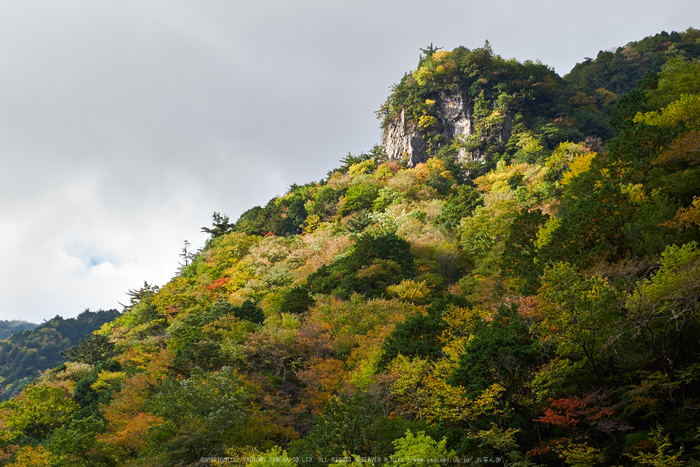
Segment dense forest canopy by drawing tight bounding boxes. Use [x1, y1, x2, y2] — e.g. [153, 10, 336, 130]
[0, 322, 37, 342]
[0, 28, 699, 466]
[0, 310, 121, 402]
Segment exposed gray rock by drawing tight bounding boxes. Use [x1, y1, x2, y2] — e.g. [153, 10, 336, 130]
[501, 110, 513, 144]
[381, 109, 429, 167]
[437, 87, 472, 140]
[382, 87, 491, 166]
[436, 88, 476, 162]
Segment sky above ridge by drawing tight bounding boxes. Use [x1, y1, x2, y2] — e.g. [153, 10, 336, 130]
[0, 0, 698, 322]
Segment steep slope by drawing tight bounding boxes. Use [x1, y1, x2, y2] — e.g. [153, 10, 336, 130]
[378, 43, 611, 168]
[0, 31, 699, 467]
[565, 28, 700, 95]
[380, 29, 700, 169]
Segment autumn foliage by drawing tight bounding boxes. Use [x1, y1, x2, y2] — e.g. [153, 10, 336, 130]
[2, 29, 700, 466]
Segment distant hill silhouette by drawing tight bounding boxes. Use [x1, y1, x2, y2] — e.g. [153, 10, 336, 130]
[0, 320, 37, 341]
[0, 309, 120, 401]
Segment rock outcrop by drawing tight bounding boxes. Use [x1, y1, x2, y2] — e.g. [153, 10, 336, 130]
[436, 87, 472, 141]
[382, 88, 474, 167]
[381, 109, 429, 167]
[381, 87, 513, 166]
[436, 87, 474, 163]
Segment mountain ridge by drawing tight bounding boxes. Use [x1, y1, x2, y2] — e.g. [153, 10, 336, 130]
[0, 28, 699, 466]
[0, 321, 37, 342]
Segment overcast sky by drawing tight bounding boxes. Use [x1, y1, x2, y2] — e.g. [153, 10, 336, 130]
[0, 0, 697, 322]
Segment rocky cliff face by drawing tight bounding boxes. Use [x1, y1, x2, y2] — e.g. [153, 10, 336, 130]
[381, 87, 512, 167]
[382, 88, 474, 167]
[436, 87, 472, 141]
[381, 109, 428, 167]
[436, 88, 474, 163]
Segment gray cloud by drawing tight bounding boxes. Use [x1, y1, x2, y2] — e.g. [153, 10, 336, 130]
[0, 0, 697, 321]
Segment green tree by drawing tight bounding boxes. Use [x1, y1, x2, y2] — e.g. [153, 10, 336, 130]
[307, 232, 414, 298]
[535, 262, 623, 384]
[433, 185, 484, 229]
[234, 299, 265, 324]
[450, 304, 537, 400]
[338, 183, 380, 216]
[290, 392, 418, 463]
[501, 209, 548, 293]
[391, 430, 455, 465]
[278, 286, 314, 315]
[265, 194, 309, 236]
[378, 313, 445, 369]
[62, 333, 115, 365]
[47, 415, 110, 467]
[307, 185, 344, 219]
[1, 385, 79, 442]
[627, 425, 686, 467]
[536, 175, 637, 268]
[234, 205, 268, 236]
[626, 241, 700, 377]
[146, 367, 250, 464]
[202, 212, 235, 239]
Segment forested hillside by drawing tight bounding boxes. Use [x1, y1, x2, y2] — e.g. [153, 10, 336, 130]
[565, 29, 700, 95]
[0, 310, 120, 402]
[0, 322, 36, 342]
[0, 29, 699, 466]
